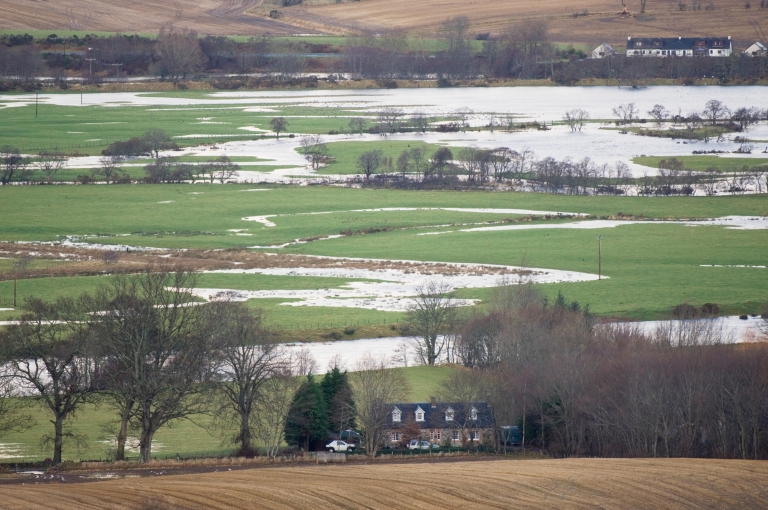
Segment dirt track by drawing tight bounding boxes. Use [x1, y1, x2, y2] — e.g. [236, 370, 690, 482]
[0, 458, 767, 509]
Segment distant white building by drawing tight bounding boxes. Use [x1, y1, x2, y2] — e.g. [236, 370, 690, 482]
[626, 37, 732, 57]
[743, 42, 767, 57]
[592, 43, 618, 59]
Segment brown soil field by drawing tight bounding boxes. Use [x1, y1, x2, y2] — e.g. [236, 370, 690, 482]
[278, 0, 767, 48]
[2, 0, 765, 47]
[1, 458, 767, 509]
[0, 0, 307, 35]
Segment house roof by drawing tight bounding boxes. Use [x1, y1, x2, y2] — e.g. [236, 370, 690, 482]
[626, 37, 731, 51]
[386, 402, 493, 430]
[747, 42, 767, 51]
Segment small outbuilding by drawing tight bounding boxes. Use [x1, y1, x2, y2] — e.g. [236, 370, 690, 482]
[744, 42, 767, 57]
[592, 43, 618, 59]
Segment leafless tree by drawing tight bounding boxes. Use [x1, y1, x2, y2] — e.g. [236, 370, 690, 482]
[1, 145, 29, 185]
[438, 370, 490, 447]
[351, 354, 410, 456]
[155, 28, 206, 81]
[204, 155, 240, 184]
[143, 129, 175, 158]
[0, 376, 34, 440]
[429, 147, 453, 179]
[94, 155, 123, 184]
[409, 147, 427, 180]
[454, 107, 473, 132]
[299, 135, 329, 170]
[703, 99, 731, 125]
[407, 281, 459, 365]
[410, 113, 429, 133]
[348, 117, 367, 135]
[613, 103, 639, 124]
[562, 109, 589, 132]
[35, 151, 66, 183]
[252, 361, 301, 457]
[377, 107, 404, 135]
[270, 117, 289, 139]
[396, 150, 410, 177]
[214, 303, 285, 454]
[357, 150, 383, 180]
[1, 297, 94, 464]
[88, 267, 224, 463]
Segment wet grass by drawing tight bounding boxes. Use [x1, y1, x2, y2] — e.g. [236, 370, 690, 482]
[633, 155, 768, 173]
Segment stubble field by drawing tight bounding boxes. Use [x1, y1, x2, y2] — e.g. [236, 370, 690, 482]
[1, 458, 767, 509]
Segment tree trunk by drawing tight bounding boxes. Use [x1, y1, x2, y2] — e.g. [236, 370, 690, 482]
[115, 401, 133, 461]
[240, 412, 252, 452]
[140, 427, 154, 463]
[53, 415, 64, 464]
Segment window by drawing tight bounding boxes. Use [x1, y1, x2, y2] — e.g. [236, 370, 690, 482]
[437, 431, 441, 441]
[471, 430, 479, 441]
[634, 41, 643, 47]
[392, 408, 401, 422]
[392, 432, 400, 441]
[429, 431, 434, 441]
[445, 407, 454, 422]
[452, 430, 460, 441]
[415, 406, 425, 422]
[470, 407, 478, 421]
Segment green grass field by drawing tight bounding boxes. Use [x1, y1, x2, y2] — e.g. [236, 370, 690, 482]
[0, 365, 454, 462]
[321, 140, 445, 175]
[634, 155, 768, 173]
[1, 185, 767, 320]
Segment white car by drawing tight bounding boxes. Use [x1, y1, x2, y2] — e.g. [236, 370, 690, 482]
[325, 440, 355, 452]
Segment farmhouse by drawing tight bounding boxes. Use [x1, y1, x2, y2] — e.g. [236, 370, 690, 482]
[385, 399, 494, 447]
[592, 43, 618, 59]
[744, 42, 767, 57]
[626, 37, 732, 57]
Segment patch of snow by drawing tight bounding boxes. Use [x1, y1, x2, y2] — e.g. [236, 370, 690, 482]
[157, 200, 175, 204]
[242, 215, 277, 227]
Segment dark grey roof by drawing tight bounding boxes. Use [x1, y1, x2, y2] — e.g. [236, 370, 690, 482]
[386, 402, 493, 430]
[626, 37, 731, 51]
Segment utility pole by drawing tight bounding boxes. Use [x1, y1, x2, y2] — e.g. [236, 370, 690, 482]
[596, 235, 604, 280]
[35, 91, 38, 117]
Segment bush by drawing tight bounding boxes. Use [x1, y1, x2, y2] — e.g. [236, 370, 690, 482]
[700, 303, 720, 316]
[343, 327, 355, 336]
[672, 303, 699, 319]
[436, 77, 452, 88]
[102, 137, 150, 157]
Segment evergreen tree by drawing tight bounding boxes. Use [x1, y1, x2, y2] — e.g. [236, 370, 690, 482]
[321, 366, 357, 435]
[283, 374, 329, 451]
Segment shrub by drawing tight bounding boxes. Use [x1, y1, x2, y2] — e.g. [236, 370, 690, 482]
[700, 303, 720, 316]
[672, 302, 699, 319]
[343, 327, 355, 336]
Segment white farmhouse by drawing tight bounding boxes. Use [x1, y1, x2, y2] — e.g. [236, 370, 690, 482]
[743, 42, 767, 57]
[592, 43, 618, 59]
[626, 37, 732, 57]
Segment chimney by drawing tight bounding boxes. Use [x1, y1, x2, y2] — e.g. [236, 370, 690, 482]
[430, 396, 437, 408]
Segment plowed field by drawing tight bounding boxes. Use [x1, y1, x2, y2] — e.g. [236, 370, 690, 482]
[1, 458, 767, 509]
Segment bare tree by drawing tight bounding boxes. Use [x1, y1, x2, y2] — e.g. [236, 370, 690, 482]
[155, 28, 205, 81]
[0, 376, 34, 440]
[613, 103, 639, 124]
[377, 107, 404, 135]
[352, 354, 410, 456]
[648, 104, 669, 125]
[270, 117, 289, 139]
[357, 149, 383, 180]
[252, 361, 301, 457]
[204, 155, 240, 184]
[300, 135, 329, 170]
[407, 281, 458, 365]
[1, 145, 29, 185]
[396, 150, 410, 176]
[562, 109, 589, 132]
[429, 147, 453, 179]
[703, 100, 731, 125]
[143, 129, 175, 158]
[215, 303, 284, 454]
[35, 151, 66, 183]
[454, 107, 474, 132]
[410, 113, 429, 133]
[95, 155, 123, 184]
[89, 267, 223, 463]
[2, 297, 94, 464]
[409, 147, 427, 180]
[348, 117, 367, 135]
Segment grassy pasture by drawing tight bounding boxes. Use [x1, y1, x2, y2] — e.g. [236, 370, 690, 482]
[1, 185, 767, 319]
[634, 155, 768, 173]
[1, 458, 767, 509]
[321, 140, 445, 175]
[0, 365, 452, 462]
[0, 100, 379, 155]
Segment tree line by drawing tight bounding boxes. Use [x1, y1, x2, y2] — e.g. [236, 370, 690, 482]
[443, 283, 768, 459]
[0, 266, 409, 463]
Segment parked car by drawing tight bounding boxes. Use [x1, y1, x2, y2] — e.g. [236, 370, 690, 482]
[340, 429, 361, 442]
[325, 440, 355, 452]
[407, 440, 435, 450]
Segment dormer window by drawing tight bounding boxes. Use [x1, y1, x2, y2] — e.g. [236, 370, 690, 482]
[415, 406, 425, 422]
[634, 41, 643, 47]
[470, 407, 478, 421]
[392, 407, 401, 423]
[445, 407, 454, 422]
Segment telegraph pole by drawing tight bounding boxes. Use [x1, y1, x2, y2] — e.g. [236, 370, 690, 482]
[596, 235, 604, 280]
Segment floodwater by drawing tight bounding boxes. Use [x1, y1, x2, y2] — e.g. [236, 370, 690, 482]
[5, 86, 768, 179]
